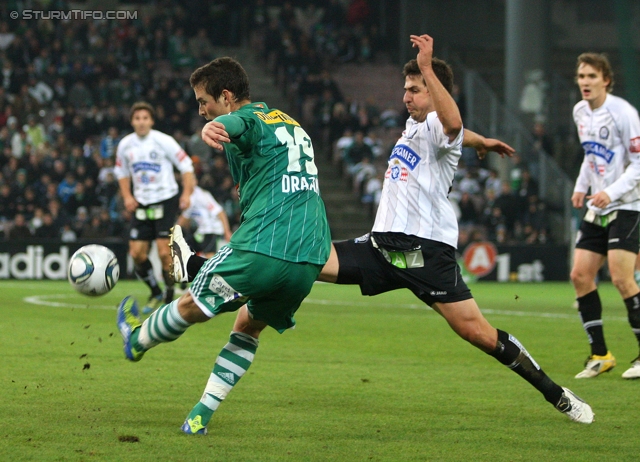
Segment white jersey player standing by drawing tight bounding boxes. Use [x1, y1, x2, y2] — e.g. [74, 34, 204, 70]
[177, 185, 233, 258]
[316, 34, 594, 423]
[115, 101, 195, 313]
[569, 53, 640, 379]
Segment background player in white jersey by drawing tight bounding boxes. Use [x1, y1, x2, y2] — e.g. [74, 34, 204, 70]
[115, 102, 195, 313]
[177, 185, 233, 258]
[569, 53, 640, 379]
[316, 34, 594, 423]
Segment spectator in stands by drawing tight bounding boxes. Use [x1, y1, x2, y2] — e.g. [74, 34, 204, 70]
[484, 168, 502, 197]
[459, 192, 480, 227]
[344, 130, 373, 175]
[57, 172, 77, 205]
[24, 114, 46, 148]
[82, 213, 110, 240]
[8, 213, 32, 240]
[100, 127, 120, 159]
[494, 182, 518, 238]
[60, 223, 77, 242]
[34, 212, 59, 239]
[532, 121, 554, 156]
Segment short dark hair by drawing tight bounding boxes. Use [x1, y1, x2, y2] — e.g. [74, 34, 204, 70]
[576, 52, 614, 93]
[402, 58, 454, 94]
[129, 101, 155, 121]
[189, 57, 251, 102]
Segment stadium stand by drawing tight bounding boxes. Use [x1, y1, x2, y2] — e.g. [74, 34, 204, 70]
[0, 0, 551, 246]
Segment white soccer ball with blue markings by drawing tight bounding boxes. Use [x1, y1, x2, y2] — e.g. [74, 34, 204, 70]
[68, 245, 120, 296]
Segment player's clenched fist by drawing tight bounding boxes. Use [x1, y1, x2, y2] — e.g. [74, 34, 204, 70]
[201, 121, 230, 150]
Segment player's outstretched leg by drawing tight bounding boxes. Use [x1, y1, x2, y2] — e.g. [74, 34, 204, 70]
[117, 297, 194, 361]
[488, 329, 594, 424]
[182, 331, 259, 435]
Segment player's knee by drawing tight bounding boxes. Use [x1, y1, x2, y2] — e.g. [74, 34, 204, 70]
[177, 293, 209, 323]
[129, 248, 146, 263]
[456, 322, 494, 351]
[611, 273, 635, 296]
[570, 267, 590, 287]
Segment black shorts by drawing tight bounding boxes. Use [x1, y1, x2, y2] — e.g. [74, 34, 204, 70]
[187, 233, 220, 255]
[129, 195, 180, 241]
[334, 232, 472, 306]
[575, 209, 640, 255]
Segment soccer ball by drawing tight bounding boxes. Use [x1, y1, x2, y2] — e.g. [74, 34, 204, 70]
[68, 245, 120, 296]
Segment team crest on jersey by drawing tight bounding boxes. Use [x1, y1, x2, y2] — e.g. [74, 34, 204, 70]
[599, 127, 609, 140]
[390, 144, 421, 170]
[582, 141, 614, 163]
[149, 150, 158, 159]
[386, 159, 408, 183]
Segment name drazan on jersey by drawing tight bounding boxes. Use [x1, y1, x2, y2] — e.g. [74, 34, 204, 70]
[281, 175, 319, 194]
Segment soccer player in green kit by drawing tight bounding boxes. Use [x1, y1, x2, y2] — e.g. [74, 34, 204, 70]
[117, 57, 331, 435]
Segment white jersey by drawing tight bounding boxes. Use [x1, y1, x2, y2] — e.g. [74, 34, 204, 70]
[573, 94, 640, 214]
[114, 129, 194, 206]
[181, 186, 225, 235]
[373, 112, 463, 248]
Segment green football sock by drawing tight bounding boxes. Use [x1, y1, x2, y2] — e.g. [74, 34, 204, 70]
[186, 331, 259, 427]
[133, 300, 192, 350]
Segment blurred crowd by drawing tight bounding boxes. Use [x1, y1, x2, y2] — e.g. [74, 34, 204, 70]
[0, 1, 240, 241]
[0, 0, 551, 247]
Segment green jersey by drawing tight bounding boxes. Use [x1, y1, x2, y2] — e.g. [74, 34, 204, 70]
[215, 102, 331, 265]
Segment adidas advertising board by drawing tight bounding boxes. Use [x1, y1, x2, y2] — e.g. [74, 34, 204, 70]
[0, 242, 129, 280]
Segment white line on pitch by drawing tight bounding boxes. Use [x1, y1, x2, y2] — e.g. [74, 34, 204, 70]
[23, 294, 117, 310]
[23, 294, 629, 323]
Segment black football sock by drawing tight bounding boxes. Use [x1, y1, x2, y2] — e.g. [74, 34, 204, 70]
[134, 259, 162, 297]
[163, 269, 175, 303]
[577, 290, 607, 356]
[624, 292, 640, 351]
[489, 329, 563, 405]
[187, 255, 207, 281]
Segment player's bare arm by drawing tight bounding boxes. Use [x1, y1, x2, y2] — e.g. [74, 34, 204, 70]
[118, 177, 139, 212]
[410, 34, 462, 140]
[179, 171, 196, 210]
[201, 121, 230, 150]
[462, 129, 515, 159]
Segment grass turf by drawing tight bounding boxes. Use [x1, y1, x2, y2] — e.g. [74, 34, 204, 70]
[1, 280, 638, 461]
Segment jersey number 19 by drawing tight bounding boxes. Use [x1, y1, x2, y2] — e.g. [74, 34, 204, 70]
[275, 126, 318, 175]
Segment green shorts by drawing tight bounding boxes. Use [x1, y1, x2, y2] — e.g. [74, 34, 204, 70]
[189, 246, 322, 333]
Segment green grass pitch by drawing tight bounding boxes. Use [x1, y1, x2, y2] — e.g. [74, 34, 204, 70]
[1, 280, 638, 461]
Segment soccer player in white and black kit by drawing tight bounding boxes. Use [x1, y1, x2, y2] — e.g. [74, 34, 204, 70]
[317, 34, 594, 423]
[569, 53, 640, 379]
[115, 102, 195, 313]
[177, 185, 233, 258]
